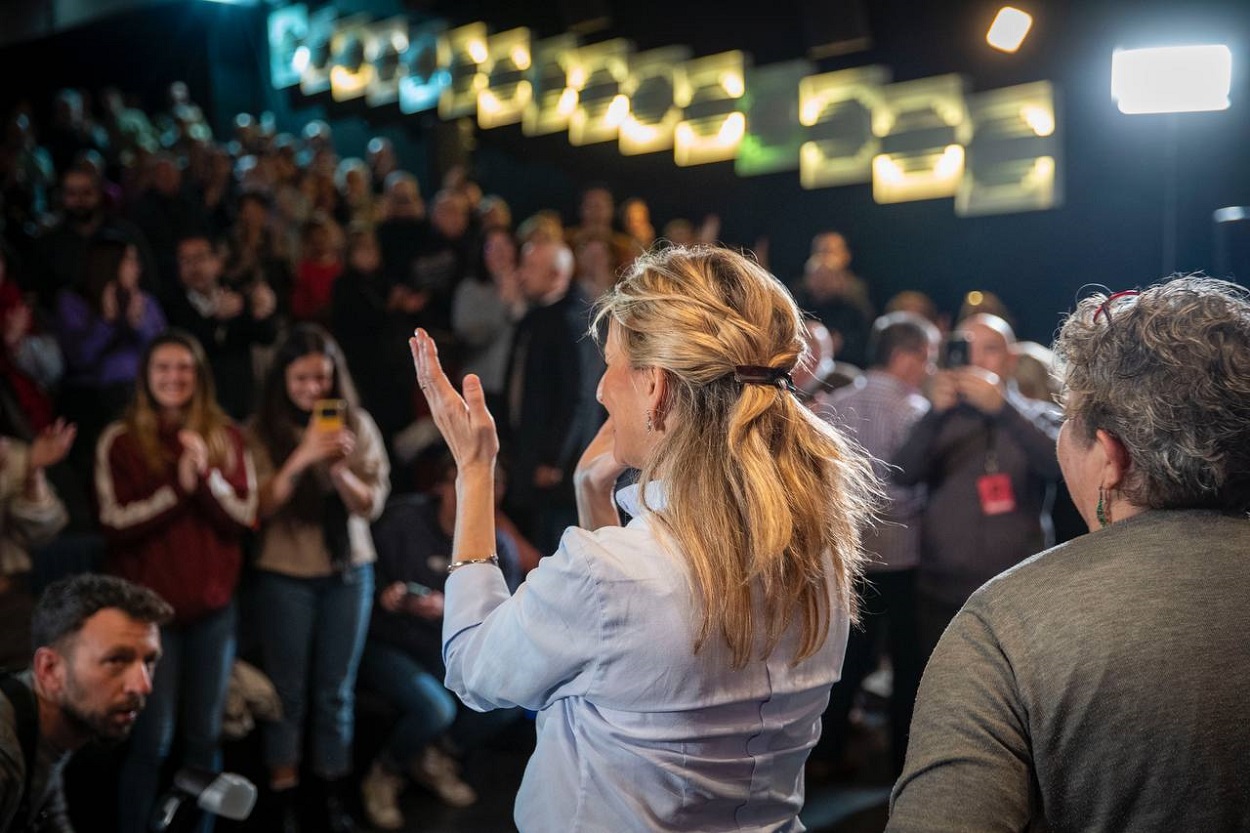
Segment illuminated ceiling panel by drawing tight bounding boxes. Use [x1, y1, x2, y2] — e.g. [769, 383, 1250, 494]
[363, 17, 410, 107]
[798, 65, 891, 189]
[523, 34, 581, 136]
[617, 46, 691, 155]
[957, 81, 1062, 216]
[268, 4, 308, 90]
[439, 22, 490, 120]
[674, 50, 750, 166]
[478, 28, 533, 129]
[297, 7, 340, 96]
[569, 38, 634, 146]
[397, 21, 451, 114]
[735, 59, 813, 177]
[329, 15, 374, 101]
[872, 73, 970, 203]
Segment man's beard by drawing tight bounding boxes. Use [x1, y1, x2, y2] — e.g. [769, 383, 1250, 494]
[60, 678, 144, 745]
[65, 207, 98, 225]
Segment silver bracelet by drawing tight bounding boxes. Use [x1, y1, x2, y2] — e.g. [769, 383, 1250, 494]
[447, 554, 499, 574]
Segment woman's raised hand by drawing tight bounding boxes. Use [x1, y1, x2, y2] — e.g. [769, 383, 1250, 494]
[410, 328, 498, 472]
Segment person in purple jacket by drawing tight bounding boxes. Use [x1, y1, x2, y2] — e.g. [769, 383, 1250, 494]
[54, 235, 166, 478]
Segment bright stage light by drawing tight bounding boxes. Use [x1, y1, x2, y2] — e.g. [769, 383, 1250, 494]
[1111, 45, 1232, 114]
[987, 7, 1033, 53]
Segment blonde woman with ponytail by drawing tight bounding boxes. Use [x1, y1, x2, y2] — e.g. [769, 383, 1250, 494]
[412, 245, 879, 832]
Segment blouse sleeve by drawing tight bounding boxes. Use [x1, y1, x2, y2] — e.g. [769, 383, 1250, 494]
[442, 528, 603, 712]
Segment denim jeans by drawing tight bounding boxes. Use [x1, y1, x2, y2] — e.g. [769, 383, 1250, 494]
[118, 602, 237, 833]
[358, 639, 523, 767]
[254, 565, 373, 778]
[357, 640, 456, 766]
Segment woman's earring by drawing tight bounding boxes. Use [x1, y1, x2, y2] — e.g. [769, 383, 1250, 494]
[1096, 487, 1111, 528]
[644, 410, 654, 433]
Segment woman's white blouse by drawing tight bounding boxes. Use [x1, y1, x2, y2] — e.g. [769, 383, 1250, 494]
[443, 483, 849, 832]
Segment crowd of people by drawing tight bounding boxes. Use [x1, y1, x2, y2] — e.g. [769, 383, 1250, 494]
[2, 80, 1248, 833]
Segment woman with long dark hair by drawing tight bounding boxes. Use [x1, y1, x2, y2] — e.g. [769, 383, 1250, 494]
[247, 323, 390, 833]
[95, 330, 255, 833]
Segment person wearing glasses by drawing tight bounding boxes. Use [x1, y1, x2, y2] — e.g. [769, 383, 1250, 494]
[888, 277, 1250, 831]
[411, 245, 879, 832]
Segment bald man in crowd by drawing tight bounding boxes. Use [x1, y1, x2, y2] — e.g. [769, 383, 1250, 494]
[892, 314, 1062, 658]
[503, 241, 604, 554]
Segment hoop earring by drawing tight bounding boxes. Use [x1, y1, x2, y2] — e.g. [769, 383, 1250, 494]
[1096, 488, 1111, 528]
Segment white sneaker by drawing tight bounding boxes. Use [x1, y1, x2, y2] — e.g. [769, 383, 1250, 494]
[361, 761, 404, 830]
[411, 746, 478, 808]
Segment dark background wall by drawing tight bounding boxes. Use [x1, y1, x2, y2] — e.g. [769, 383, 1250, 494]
[3, 0, 1248, 342]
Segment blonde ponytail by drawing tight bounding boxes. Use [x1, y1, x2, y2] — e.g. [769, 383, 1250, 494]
[594, 246, 879, 667]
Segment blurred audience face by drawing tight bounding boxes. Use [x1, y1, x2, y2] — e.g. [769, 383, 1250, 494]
[810, 232, 851, 272]
[348, 234, 381, 274]
[285, 352, 335, 413]
[152, 157, 182, 197]
[62, 170, 102, 223]
[147, 342, 197, 413]
[580, 187, 614, 230]
[367, 137, 396, 177]
[176, 237, 221, 295]
[961, 315, 1016, 379]
[621, 199, 653, 242]
[385, 176, 423, 220]
[662, 219, 695, 247]
[431, 191, 470, 240]
[237, 194, 269, 233]
[478, 196, 512, 231]
[482, 229, 517, 278]
[518, 242, 571, 302]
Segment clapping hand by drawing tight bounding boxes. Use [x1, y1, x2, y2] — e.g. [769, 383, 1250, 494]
[177, 429, 209, 493]
[29, 419, 76, 471]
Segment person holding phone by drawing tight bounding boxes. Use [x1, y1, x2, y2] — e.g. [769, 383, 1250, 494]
[892, 313, 1061, 661]
[247, 324, 390, 833]
[411, 245, 879, 832]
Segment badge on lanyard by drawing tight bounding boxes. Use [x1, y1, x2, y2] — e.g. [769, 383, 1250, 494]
[977, 448, 1017, 516]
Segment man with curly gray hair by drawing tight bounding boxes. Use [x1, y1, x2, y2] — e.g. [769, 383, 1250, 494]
[888, 275, 1250, 831]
